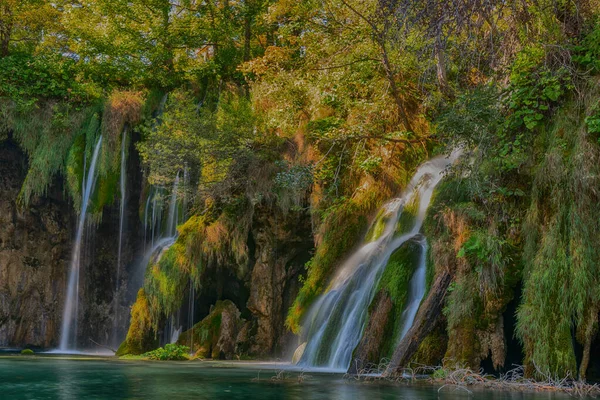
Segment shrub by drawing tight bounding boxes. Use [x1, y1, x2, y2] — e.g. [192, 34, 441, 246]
[143, 344, 190, 361]
[20, 349, 34, 355]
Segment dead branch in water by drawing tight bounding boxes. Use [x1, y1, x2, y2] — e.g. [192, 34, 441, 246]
[89, 339, 116, 353]
[345, 360, 600, 398]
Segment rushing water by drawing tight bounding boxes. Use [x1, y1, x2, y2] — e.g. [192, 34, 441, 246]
[130, 172, 185, 345]
[59, 136, 103, 352]
[300, 151, 460, 371]
[0, 356, 572, 400]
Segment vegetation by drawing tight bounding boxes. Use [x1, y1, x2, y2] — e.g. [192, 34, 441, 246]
[143, 344, 190, 361]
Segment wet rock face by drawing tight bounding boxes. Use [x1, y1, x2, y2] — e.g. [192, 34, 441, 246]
[246, 205, 313, 357]
[0, 141, 72, 348]
[0, 138, 145, 350]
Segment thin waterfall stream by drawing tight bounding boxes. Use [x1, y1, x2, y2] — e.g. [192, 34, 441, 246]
[112, 127, 127, 347]
[58, 135, 103, 352]
[299, 151, 460, 371]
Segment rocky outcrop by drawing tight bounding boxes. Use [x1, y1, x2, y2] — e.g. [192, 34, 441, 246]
[0, 141, 72, 348]
[246, 205, 313, 356]
[0, 136, 146, 349]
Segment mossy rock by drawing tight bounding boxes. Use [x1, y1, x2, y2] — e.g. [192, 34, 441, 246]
[411, 323, 448, 366]
[116, 289, 158, 356]
[395, 192, 420, 236]
[177, 300, 243, 360]
[365, 208, 392, 242]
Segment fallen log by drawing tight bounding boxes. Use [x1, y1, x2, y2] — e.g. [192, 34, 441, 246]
[384, 269, 452, 376]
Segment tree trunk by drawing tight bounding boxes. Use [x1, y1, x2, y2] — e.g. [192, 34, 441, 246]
[434, 37, 449, 95]
[0, 4, 12, 58]
[383, 269, 453, 376]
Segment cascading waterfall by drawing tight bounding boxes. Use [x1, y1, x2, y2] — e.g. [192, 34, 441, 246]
[59, 135, 103, 351]
[299, 151, 460, 371]
[129, 172, 185, 344]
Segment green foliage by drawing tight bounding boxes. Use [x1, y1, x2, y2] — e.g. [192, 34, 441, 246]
[11, 103, 100, 206]
[20, 349, 34, 355]
[143, 344, 190, 361]
[0, 54, 100, 106]
[573, 18, 600, 73]
[436, 86, 503, 148]
[585, 103, 600, 141]
[506, 46, 571, 131]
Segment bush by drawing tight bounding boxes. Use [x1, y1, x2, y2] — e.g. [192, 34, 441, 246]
[20, 349, 34, 355]
[142, 344, 190, 361]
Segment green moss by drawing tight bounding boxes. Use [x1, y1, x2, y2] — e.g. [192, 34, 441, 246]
[395, 192, 420, 236]
[20, 349, 34, 355]
[411, 324, 448, 366]
[516, 101, 600, 378]
[65, 134, 86, 210]
[375, 239, 423, 358]
[117, 289, 158, 356]
[365, 208, 389, 242]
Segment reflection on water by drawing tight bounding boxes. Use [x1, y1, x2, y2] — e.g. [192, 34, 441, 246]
[0, 357, 572, 400]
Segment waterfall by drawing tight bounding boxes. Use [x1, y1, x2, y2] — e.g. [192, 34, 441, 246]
[59, 135, 103, 351]
[166, 172, 180, 237]
[112, 128, 127, 347]
[299, 151, 460, 371]
[128, 172, 183, 342]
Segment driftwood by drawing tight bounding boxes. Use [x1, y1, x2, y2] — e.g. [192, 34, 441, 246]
[384, 269, 452, 376]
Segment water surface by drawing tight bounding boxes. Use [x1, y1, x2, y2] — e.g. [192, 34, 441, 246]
[0, 356, 575, 399]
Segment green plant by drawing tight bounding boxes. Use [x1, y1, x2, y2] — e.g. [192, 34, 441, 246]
[506, 46, 571, 131]
[20, 349, 34, 355]
[143, 344, 190, 361]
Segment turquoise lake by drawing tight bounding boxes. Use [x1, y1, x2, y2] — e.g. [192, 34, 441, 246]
[0, 356, 577, 399]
